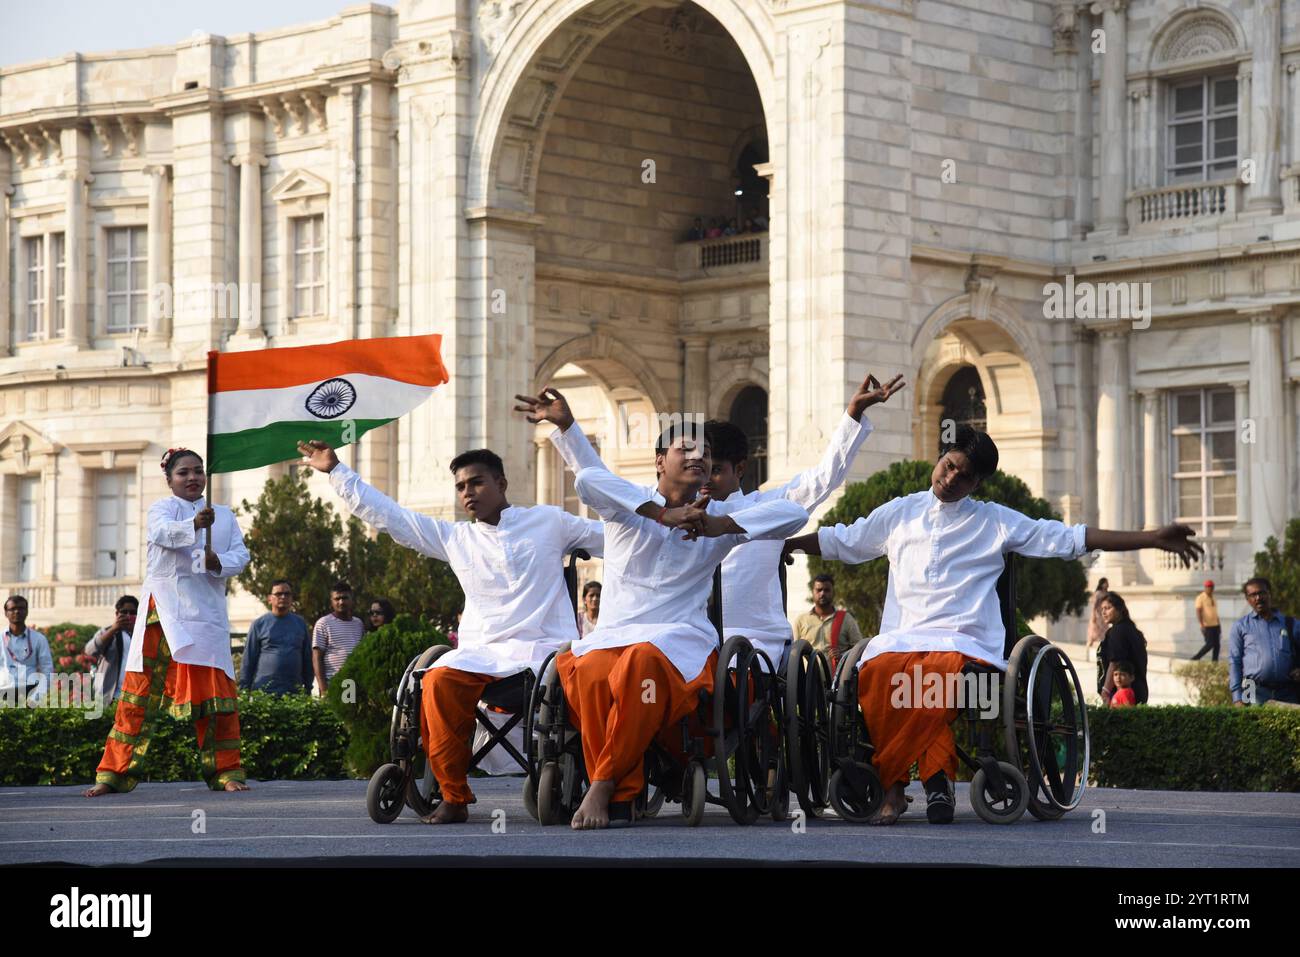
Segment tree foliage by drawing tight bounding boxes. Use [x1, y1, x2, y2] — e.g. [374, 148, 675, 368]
[237, 473, 463, 629]
[1253, 517, 1300, 614]
[808, 460, 1089, 635]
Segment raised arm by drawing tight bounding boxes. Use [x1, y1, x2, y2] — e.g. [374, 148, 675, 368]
[775, 373, 904, 510]
[298, 440, 451, 562]
[514, 388, 606, 474]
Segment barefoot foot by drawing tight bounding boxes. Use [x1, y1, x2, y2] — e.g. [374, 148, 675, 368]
[420, 801, 470, 825]
[868, 781, 909, 826]
[83, 783, 115, 798]
[571, 779, 615, 830]
[224, 780, 250, 792]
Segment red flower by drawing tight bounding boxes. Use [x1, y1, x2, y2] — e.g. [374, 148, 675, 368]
[58, 656, 73, 668]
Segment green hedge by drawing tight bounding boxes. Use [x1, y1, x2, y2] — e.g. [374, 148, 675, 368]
[1088, 705, 1300, 791]
[0, 691, 348, 786]
[324, 614, 449, 778]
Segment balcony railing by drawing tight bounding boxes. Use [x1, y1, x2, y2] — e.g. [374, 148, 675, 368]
[1155, 539, 1226, 573]
[1, 583, 55, 608]
[675, 233, 768, 277]
[1128, 179, 1238, 228]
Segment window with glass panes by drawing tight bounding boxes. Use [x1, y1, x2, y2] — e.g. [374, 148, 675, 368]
[1166, 75, 1237, 184]
[292, 215, 325, 316]
[1169, 389, 1236, 537]
[53, 232, 66, 336]
[25, 237, 44, 339]
[94, 472, 139, 579]
[17, 477, 38, 582]
[106, 226, 148, 332]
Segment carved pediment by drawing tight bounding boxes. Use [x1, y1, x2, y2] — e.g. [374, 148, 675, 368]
[1152, 11, 1240, 71]
[269, 168, 330, 203]
[0, 421, 61, 473]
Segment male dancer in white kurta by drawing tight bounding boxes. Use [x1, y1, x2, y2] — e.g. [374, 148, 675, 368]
[785, 426, 1203, 825]
[298, 439, 603, 824]
[546, 423, 808, 829]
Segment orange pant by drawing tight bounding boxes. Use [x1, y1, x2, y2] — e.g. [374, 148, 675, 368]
[557, 644, 717, 802]
[418, 666, 495, 804]
[95, 599, 244, 792]
[857, 651, 973, 788]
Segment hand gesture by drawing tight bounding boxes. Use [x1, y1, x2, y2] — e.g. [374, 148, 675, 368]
[193, 506, 215, 531]
[1153, 524, 1204, 567]
[513, 388, 575, 431]
[204, 549, 222, 573]
[297, 440, 340, 474]
[848, 373, 906, 421]
[111, 610, 132, 634]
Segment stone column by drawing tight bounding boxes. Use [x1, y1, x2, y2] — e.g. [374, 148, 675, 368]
[683, 336, 710, 418]
[1129, 84, 1151, 190]
[1139, 389, 1161, 529]
[61, 127, 92, 348]
[1074, 327, 1099, 527]
[1246, 0, 1282, 213]
[1237, 63, 1252, 187]
[231, 150, 266, 338]
[144, 164, 172, 341]
[1246, 309, 1286, 552]
[0, 151, 11, 357]
[534, 437, 553, 507]
[1288, 63, 1300, 173]
[1092, 0, 1127, 232]
[1072, 6, 1093, 235]
[1232, 382, 1250, 535]
[1096, 328, 1134, 579]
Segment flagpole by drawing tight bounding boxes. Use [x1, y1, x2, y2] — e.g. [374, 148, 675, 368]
[206, 350, 217, 554]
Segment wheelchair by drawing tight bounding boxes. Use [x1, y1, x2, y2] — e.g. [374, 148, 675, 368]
[819, 554, 1090, 825]
[528, 566, 787, 827]
[365, 549, 590, 824]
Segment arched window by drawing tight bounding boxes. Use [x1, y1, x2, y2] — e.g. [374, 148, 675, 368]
[729, 385, 768, 493]
[938, 366, 986, 453]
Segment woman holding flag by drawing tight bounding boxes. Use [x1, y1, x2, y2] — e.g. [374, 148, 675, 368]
[85, 448, 251, 796]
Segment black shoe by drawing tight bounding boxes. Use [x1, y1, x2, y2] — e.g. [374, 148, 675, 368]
[924, 772, 955, 825]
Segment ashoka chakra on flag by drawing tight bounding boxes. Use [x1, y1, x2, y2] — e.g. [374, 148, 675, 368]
[206, 335, 448, 474]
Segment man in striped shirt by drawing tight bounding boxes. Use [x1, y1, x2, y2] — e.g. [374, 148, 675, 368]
[312, 582, 366, 695]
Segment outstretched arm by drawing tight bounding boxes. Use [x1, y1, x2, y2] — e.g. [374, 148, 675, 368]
[1085, 525, 1203, 567]
[298, 439, 452, 562]
[515, 388, 605, 474]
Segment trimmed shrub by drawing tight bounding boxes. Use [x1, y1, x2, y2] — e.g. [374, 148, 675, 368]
[1173, 660, 1232, 708]
[324, 614, 449, 778]
[37, 622, 100, 674]
[1088, 705, 1300, 791]
[0, 691, 348, 787]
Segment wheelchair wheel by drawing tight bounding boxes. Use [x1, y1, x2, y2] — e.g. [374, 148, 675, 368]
[522, 774, 540, 822]
[366, 763, 406, 824]
[970, 760, 1030, 824]
[785, 641, 831, 818]
[681, 761, 707, 827]
[639, 778, 665, 819]
[828, 763, 883, 823]
[1003, 636, 1089, 816]
[713, 636, 779, 826]
[537, 761, 564, 826]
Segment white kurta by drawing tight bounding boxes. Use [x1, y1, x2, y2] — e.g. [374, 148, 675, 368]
[817, 489, 1088, 670]
[328, 463, 604, 678]
[568, 464, 809, 682]
[717, 412, 871, 664]
[124, 496, 250, 680]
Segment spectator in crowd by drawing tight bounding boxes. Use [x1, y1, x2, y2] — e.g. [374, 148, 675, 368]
[239, 580, 311, 695]
[1, 595, 53, 703]
[1109, 661, 1137, 707]
[1086, 577, 1108, 661]
[1098, 591, 1148, 706]
[750, 209, 768, 231]
[686, 217, 706, 241]
[312, 581, 366, 696]
[794, 574, 865, 668]
[368, 598, 396, 631]
[742, 217, 756, 233]
[85, 595, 139, 703]
[1228, 577, 1298, 706]
[723, 217, 739, 236]
[705, 217, 723, 239]
[580, 581, 601, 637]
[1191, 579, 1221, 661]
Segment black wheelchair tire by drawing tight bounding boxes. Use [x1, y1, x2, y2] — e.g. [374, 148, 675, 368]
[365, 762, 406, 824]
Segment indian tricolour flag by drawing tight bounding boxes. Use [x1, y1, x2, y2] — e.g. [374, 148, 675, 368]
[206, 335, 448, 473]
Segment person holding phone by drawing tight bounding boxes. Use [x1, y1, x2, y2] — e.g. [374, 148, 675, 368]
[85, 595, 139, 703]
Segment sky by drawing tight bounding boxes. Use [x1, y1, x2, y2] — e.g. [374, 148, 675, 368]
[0, 0, 360, 69]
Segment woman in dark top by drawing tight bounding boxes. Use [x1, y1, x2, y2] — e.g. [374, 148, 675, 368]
[1098, 591, 1148, 705]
